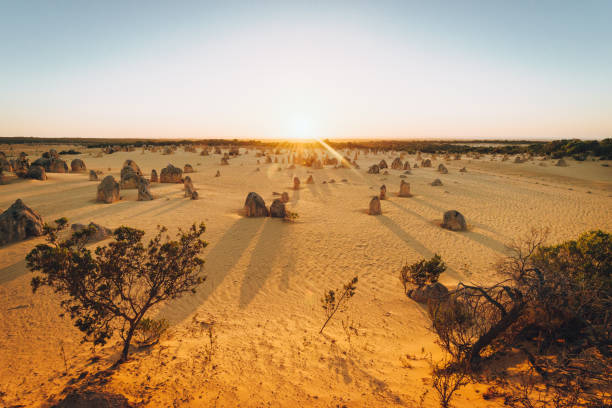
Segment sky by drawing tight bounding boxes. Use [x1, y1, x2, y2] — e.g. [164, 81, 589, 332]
[1, 0, 611, 140]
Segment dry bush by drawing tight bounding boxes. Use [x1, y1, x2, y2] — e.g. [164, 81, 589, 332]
[320, 276, 358, 334]
[423, 229, 611, 406]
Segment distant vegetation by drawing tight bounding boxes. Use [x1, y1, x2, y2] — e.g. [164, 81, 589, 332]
[1, 137, 610, 159]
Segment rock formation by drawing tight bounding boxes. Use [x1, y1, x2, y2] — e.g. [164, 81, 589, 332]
[184, 176, 195, 198]
[97, 175, 120, 203]
[25, 165, 47, 180]
[368, 196, 382, 215]
[270, 199, 286, 218]
[399, 180, 411, 197]
[71, 222, 113, 242]
[367, 164, 380, 174]
[244, 192, 269, 217]
[442, 210, 467, 231]
[70, 159, 86, 172]
[408, 282, 449, 304]
[391, 158, 403, 170]
[160, 164, 183, 183]
[138, 177, 153, 201]
[0, 199, 45, 246]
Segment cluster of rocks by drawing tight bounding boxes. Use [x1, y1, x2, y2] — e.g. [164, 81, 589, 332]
[184, 176, 198, 200]
[243, 192, 288, 218]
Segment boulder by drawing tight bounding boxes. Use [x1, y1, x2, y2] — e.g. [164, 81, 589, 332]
[442, 210, 467, 231]
[191, 190, 199, 200]
[459, 167, 467, 173]
[160, 164, 183, 183]
[367, 164, 380, 174]
[70, 159, 87, 173]
[431, 178, 443, 186]
[184, 164, 194, 173]
[438, 164, 448, 174]
[293, 177, 300, 190]
[408, 282, 449, 304]
[215, 170, 221, 177]
[150, 169, 158, 183]
[25, 165, 47, 180]
[71, 222, 113, 242]
[403, 161, 411, 170]
[399, 180, 411, 197]
[379, 184, 387, 200]
[391, 158, 403, 170]
[379, 160, 388, 169]
[421, 159, 432, 168]
[368, 196, 381, 215]
[270, 199, 286, 218]
[556, 158, 568, 167]
[120, 167, 140, 189]
[97, 176, 120, 203]
[138, 177, 153, 201]
[122, 160, 141, 174]
[244, 192, 269, 217]
[306, 175, 314, 184]
[89, 170, 99, 181]
[281, 192, 289, 203]
[46, 158, 68, 173]
[184, 176, 195, 198]
[0, 199, 45, 246]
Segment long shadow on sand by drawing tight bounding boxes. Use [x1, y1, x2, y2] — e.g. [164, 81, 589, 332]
[375, 214, 461, 281]
[239, 218, 290, 308]
[0, 259, 28, 285]
[387, 199, 509, 256]
[158, 217, 264, 324]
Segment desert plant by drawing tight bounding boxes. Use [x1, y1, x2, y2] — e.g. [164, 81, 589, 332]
[425, 229, 612, 405]
[430, 358, 470, 408]
[320, 276, 358, 334]
[27, 218, 208, 363]
[400, 254, 446, 294]
[284, 210, 299, 222]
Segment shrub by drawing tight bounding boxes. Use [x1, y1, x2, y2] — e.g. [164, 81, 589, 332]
[425, 229, 612, 406]
[400, 254, 446, 293]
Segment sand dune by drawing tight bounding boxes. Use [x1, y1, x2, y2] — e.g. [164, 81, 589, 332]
[1, 147, 610, 407]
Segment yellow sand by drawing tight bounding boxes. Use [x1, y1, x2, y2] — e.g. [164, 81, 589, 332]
[0, 146, 610, 407]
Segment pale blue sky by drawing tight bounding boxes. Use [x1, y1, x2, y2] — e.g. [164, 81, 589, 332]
[1, 1, 611, 139]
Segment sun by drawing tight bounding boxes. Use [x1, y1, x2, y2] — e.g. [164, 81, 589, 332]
[286, 114, 316, 141]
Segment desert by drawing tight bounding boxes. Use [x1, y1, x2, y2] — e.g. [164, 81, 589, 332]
[1, 140, 610, 407]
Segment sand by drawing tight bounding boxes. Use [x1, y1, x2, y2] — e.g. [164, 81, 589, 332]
[0, 146, 610, 407]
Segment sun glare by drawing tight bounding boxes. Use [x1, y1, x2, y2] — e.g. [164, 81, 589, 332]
[286, 114, 316, 141]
